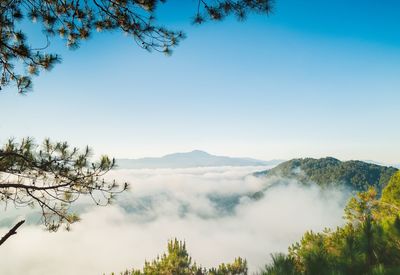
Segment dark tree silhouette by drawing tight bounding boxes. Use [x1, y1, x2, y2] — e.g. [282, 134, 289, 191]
[0, 138, 127, 246]
[0, 0, 273, 93]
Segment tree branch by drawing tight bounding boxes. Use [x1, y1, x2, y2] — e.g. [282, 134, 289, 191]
[0, 182, 71, 191]
[0, 220, 25, 246]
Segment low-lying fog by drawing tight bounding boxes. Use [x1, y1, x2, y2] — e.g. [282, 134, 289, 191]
[0, 166, 350, 275]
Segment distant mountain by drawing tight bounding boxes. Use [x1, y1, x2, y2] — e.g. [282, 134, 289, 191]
[254, 157, 398, 192]
[116, 150, 283, 169]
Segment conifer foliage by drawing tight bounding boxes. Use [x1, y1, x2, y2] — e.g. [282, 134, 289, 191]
[0, 0, 273, 93]
[114, 238, 248, 275]
[261, 171, 400, 275]
[0, 138, 127, 246]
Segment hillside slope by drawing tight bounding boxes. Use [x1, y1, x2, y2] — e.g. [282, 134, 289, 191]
[254, 157, 398, 192]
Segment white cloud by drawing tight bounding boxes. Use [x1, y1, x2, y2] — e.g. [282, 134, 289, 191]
[0, 166, 349, 275]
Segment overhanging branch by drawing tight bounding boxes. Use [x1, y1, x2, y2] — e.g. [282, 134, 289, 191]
[0, 220, 25, 246]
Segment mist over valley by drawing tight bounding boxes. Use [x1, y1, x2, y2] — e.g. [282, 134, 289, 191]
[1, 152, 396, 275]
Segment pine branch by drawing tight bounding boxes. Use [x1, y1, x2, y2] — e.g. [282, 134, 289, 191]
[0, 220, 25, 246]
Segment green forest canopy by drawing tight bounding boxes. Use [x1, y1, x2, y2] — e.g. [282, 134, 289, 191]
[111, 239, 248, 275]
[261, 171, 400, 275]
[254, 157, 398, 192]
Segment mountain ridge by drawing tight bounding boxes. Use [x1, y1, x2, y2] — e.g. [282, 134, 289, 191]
[116, 150, 283, 169]
[253, 157, 398, 192]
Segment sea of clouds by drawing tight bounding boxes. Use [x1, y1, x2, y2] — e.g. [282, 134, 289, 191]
[0, 166, 350, 275]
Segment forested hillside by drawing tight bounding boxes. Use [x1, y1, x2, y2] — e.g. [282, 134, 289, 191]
[261, 171, 400, 275]
[254, 157, 398, 192]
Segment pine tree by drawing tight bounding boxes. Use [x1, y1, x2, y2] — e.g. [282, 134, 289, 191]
[262, 172, 400, 274]
[114, 239, 248, 275]
[0, 138, 127, 246]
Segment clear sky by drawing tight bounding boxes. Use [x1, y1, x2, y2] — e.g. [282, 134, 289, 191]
[0, 0, 399, 163]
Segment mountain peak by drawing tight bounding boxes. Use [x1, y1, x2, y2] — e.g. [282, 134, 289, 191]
[163, 150, 211, 158]
[188, 150, 210, 155]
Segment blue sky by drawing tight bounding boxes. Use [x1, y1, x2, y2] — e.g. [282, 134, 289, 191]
[0, 0, 399, 163]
